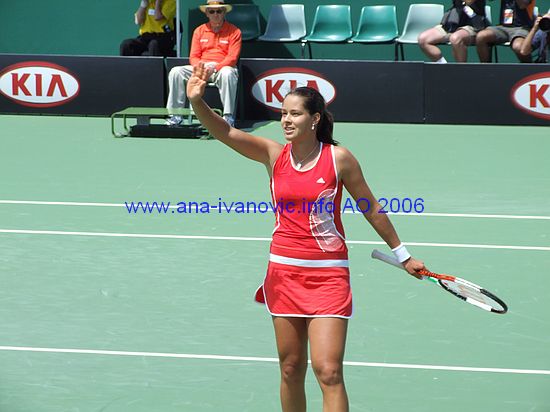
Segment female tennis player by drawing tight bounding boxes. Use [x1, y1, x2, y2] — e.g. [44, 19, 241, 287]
[187, 62, 425, 412]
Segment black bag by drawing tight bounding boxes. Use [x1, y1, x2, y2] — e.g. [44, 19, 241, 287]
[441, 7, 461, 32]
[469, 14, 488, 31]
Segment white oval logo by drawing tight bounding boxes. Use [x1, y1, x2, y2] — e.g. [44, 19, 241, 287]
[511, 72, 550, 120]
[0, 61, 80, 107]
[251, 68, 336, 110]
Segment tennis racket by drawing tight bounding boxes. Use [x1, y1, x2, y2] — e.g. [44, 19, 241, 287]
[371, 249, 508, 314]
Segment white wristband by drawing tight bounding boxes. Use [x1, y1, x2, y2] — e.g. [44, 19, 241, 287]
[392, 243, 411, 263]
[140, 0, 148, 8]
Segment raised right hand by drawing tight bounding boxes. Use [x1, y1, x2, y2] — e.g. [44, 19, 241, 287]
[187, 62, 214, 103]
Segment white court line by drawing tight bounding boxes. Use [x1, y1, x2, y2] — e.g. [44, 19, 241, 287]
[1, 229, 549, 251]
[0, 229, 271, 242]
[0, 200, 125, 207]
[1, 199, 549, 220]
[0, 345, 548, 376]
[353, 211, 550, 220]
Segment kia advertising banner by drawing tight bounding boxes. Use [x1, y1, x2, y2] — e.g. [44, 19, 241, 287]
[424, 65, 550, 126]
[1, 54, 548, 125]
[0, 54, 164, 116]
[239, 59, 425, 123]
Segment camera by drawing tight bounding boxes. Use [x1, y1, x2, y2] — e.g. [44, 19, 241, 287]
[540, 17, 550, 32]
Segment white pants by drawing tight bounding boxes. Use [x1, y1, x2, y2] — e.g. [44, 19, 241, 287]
[166, 65, 238, 116]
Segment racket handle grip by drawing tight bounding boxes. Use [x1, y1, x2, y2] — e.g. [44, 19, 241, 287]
[372, 249, 440, 283]
[371, 249, 404, 269]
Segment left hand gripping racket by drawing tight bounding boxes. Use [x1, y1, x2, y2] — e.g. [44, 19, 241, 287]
[371, 249, 508, 314]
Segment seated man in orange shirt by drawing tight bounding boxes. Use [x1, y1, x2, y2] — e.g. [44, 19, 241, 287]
[166, 0, 242, 126]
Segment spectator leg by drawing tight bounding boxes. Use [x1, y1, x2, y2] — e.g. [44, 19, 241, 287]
[144, 39, 161, 56]
[511, 37, 532, 62]
[120, 38, 146, 56]
[449, 29, 473, 63]
[476, 29, 495, 62]
[213, 66, 239, 117]
[166, 65, 194, 109]
[418, 27, 446, 61]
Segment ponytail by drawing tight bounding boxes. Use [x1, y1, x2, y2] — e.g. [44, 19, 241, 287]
[317, 110, 335, 145]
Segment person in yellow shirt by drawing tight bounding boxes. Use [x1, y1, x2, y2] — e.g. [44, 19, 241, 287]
[120, 0, 177, 57]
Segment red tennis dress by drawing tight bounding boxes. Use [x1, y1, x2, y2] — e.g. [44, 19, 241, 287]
[255, 143, 352, 318]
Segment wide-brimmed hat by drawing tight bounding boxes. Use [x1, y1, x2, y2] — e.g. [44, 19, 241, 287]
[199, 0, 232, 13]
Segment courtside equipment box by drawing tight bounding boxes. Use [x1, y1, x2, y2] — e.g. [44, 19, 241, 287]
[110, 107, 221, 139]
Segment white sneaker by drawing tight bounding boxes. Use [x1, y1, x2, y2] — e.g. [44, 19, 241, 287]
[223, 114, 235, 127]
[165, 115, 183, 126]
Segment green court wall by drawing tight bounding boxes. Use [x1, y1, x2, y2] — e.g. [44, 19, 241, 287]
[1, 0, 549, 63]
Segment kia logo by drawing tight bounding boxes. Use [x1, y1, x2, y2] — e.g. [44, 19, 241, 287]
[511, 72, 550, 120]
[251, 68, 336, 110]
[0, 61, 80, 108]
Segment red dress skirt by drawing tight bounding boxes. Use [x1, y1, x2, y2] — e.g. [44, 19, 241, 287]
[255, 261, 353, 318]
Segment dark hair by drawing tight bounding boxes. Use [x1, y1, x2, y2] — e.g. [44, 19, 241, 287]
[285, 87, 338, 145]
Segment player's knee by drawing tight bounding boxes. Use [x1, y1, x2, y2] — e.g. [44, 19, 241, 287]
[312, 362, 344, 387]
[280, 359, 307, 383]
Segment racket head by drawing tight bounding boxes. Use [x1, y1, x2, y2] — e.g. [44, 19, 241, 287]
[437, 277, 508, 314]
[371, 249, 508, 314]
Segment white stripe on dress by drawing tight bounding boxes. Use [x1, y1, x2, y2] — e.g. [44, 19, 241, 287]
[269, 253, 349, 268]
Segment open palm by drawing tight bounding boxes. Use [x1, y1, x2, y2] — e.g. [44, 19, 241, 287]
[187, 62, 214, 102]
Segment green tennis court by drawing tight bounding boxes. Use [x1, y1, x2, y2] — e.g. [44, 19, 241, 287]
[1, 114, 549, 411]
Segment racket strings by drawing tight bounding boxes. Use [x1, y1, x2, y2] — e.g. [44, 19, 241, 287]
[442, 280, 486, 301]
[440, 279, 507, 313]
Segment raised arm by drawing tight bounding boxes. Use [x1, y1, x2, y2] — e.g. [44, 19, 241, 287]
[520, 16, 541, 56]
[187, 63, 283, 169]
[135, 0, 148, 26]
[335, 146, 424, 278]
